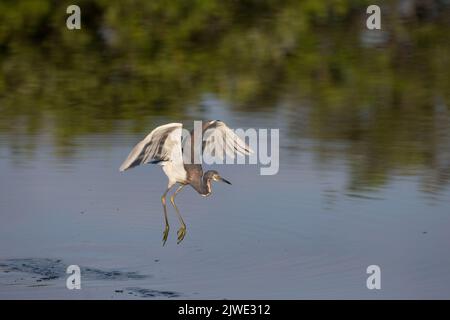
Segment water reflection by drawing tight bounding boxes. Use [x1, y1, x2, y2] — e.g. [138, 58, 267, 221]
[2, 1, 450, 299]
[0, 1, 449, 195]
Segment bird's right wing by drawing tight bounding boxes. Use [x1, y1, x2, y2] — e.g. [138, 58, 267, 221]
[201, 120, 253, 160]
[182, 120, 253, 164]
[119, 123, 183, 172]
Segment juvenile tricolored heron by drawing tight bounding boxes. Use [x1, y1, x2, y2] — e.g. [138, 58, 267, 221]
[119, 120, 252, 245]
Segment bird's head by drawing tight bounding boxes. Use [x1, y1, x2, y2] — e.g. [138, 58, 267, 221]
[204, 170, 232, 185]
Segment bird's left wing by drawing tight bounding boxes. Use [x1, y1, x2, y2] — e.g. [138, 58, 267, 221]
[119, 123, 183, 171]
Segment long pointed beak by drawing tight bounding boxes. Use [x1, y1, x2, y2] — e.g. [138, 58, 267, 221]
[220, 177, 232, 185]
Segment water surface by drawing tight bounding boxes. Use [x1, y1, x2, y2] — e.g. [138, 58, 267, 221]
[1, 1, 450, 299]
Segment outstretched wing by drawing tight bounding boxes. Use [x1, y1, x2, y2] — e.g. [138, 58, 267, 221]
[119, 123, 183, 172]
[182, 120, 253, 164]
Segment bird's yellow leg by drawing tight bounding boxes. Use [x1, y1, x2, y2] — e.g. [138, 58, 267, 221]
[161, 185, 175, 246]
[170, 184, 187, 244]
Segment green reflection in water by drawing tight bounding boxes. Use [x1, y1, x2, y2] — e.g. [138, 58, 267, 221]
[0, 0, 449, 192]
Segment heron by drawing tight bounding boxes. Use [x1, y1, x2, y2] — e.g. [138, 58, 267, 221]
[119, 120, 252, 245]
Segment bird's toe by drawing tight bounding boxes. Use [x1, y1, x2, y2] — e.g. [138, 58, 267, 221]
[162, 226, 170, 246]
[177, 227, 186, 244]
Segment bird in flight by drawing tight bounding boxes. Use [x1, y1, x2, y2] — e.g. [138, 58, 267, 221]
[119, 120, 252, 245]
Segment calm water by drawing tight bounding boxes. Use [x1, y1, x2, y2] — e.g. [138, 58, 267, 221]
[1, 102, 450, 299]
[1, 1, 450, 299]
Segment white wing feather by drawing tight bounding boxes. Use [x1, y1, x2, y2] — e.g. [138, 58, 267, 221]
[119, 123, 183, 172]
[201, 120, 253, 161]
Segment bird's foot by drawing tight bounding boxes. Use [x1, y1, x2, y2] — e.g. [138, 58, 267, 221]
[177, 225, 186, 244]
[162, 225, 169, 246]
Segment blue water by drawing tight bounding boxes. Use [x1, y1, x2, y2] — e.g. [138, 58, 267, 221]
[1, 104, 450, 299]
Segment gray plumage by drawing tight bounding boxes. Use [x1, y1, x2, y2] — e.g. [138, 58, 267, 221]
[119, 120, 252, 245]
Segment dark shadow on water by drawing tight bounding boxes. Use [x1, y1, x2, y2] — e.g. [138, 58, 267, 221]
[125, 287, 181, 298]
[0, 258, 149, 281]
[0, 258, 182, 298]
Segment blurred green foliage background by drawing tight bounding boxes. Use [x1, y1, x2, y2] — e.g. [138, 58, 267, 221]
[0, 0, 449, 191]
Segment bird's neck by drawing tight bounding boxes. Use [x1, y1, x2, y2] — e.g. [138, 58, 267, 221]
[200, 175, 212, 197]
